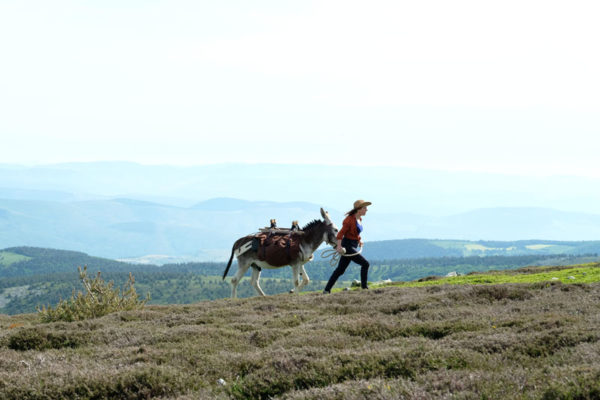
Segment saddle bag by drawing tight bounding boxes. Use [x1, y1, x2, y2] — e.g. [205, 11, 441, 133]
[255, 232, 302, 267]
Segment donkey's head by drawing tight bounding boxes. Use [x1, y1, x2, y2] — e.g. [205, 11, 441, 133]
[320, 208, 339, 247]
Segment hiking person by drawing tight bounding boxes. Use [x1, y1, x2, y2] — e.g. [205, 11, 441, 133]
[323, 200, 371, 293]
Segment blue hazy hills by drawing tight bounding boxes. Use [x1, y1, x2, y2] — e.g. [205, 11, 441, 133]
[1, 162, 600, 261]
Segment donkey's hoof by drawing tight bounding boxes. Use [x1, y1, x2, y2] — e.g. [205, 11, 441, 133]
[289, 289, 295, 294]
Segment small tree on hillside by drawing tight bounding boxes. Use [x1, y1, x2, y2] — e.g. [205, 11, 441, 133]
[38, 266, 150, 322]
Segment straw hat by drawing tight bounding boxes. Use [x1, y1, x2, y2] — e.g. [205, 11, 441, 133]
[353, 200, 372, 210]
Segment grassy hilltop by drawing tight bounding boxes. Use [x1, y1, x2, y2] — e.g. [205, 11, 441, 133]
[1, 264, 600, 399]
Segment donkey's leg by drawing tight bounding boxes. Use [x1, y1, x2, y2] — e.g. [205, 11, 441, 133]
[297, 263, 310, 291]
[230, 259, 251, 299]
[289, 264, 301, 294]
[250, 266, 266, 297]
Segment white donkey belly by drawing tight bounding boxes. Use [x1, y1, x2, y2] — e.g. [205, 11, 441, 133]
[250, 249, 314, 269]
[251, 260, 291, 269]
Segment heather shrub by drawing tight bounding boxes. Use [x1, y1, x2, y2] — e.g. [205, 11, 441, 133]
[247, 329, 283, 348]
[38, 266, 149, 322]
[278, 378, 413, 400]
[7, 326, 89, 351]
[405, 321, 481, 340]
[517, 331, 599, 358]
[228, 352, 405, 399]
[528, 280, 563, 290]
[1, 366, 187, 400]
[2, 270, 600, 400]
[378, 301, 421, 314]
[542, 372, 600, 400]
[449, 285, 533, 303]
[341, 319, 480, 341]
[340, 319, 400, 341]
[227, 347, 472, 399]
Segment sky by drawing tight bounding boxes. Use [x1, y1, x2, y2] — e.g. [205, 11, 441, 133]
[1, 0, 599, 177]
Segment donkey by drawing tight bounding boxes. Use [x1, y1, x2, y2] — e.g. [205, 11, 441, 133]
[222, 208, 338, 298]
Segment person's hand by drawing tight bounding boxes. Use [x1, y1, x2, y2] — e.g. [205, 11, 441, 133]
[336, 245, 344, 254]
[359, 241, 364, 247]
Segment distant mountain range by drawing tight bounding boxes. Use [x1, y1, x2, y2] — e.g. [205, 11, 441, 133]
[1, 193, 600, 261]
[0, 196, 329, 259]
[1, 162, 600, 260]
[3, 162, 600, 215]
[1, 194, 600, 260]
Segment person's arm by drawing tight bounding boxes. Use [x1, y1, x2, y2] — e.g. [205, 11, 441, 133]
[337, 218, 349, 240]
[336, 239, 344, 253]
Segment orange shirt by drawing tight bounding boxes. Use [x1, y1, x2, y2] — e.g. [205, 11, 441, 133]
[336, 215, 361, 241]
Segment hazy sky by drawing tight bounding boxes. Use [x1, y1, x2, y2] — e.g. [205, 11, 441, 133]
[1, 1, 598, 177]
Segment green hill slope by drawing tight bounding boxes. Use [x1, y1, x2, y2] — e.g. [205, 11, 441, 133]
[2, 246, 599, 315]
[360, 238, 600, 259]
[0, 246, 141, 277]
[1, 264, 600, 399]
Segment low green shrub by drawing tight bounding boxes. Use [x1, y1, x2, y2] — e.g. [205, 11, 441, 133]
[38, 266, 149, 322]
[418, 276, 441, 282]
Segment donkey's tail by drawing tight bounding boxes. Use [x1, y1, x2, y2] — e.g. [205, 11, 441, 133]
[222, 245, 236, 280]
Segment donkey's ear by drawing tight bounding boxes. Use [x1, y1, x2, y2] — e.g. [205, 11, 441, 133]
[320, 207, 331, 222]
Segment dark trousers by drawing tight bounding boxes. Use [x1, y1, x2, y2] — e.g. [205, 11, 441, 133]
[324, 238, 370, 291]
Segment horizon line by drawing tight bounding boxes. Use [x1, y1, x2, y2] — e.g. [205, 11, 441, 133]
[1, 160, 599, 180]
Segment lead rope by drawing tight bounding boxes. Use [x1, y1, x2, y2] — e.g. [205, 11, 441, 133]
[321, 246, 363, 267]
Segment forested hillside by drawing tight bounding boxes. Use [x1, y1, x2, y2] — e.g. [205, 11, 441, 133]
[2, 246, 598, 315]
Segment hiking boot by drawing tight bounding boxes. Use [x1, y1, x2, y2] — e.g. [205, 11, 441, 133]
[322, 289, 331, 294]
